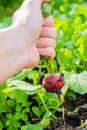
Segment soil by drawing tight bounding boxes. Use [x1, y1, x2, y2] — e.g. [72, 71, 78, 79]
[45, 94, 87, 130]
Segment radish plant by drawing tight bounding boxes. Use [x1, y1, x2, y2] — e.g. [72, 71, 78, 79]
[0, 0, 87, 129]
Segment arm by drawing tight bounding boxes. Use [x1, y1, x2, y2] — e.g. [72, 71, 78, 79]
[0, 26, 35, 83]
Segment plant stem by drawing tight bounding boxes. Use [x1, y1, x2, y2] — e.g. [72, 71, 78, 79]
[49, 59, 54, 74]
[36, 89, 48, 112]
[56, 91, 66, 126]
[41, 56, 55, 74]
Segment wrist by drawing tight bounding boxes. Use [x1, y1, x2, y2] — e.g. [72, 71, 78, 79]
[0, 26, 25, 83]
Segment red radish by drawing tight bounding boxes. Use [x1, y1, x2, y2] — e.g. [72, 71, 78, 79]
[42, 73, 65, 93]
[42, 73, 66, 125]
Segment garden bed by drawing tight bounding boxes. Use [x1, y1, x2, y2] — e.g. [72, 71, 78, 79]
[46, 94, 87, 130]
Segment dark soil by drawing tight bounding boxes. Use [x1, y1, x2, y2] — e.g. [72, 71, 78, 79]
[46, 94, 87, 130]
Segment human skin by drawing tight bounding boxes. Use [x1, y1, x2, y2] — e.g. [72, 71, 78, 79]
[0, 0, 56, 84]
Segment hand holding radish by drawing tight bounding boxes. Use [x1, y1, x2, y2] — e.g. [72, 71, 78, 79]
[12, 0, 56, 62]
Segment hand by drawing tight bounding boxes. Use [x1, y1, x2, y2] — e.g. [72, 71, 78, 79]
[12, 0, 54, 68]
[12, 0, 56, 68]
[11, 0, 44, 69]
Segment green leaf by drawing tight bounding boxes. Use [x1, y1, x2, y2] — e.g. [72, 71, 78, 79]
[40, 118, 50, 129]
[6, 114, 12, 120]
[5, 120, 11, 126]
[7, 99, 15, 109]
[14, 90, 28, 106]
[16, 105, 22, 112]
[57, 48, 73, 65]
[76, 33, 87, 59]
[21, 125, 27, 130]
[22, 108, 30, 114]
[32, 70, 40, 85]
[27, 123, 43, 130]
[21, 114, 28, 121]
[0, 82, 9, 113]
[32, 106, 41, 117]
[65, 41, 75, 51]
[0, 82, 8, 102]
[3, 80, 41, 93]
[0, 101, 9, 113]
[0, 120, 4, 129]
[43, 111, 52, 118]
[0, 82, 7, 91]
[13, 112, 21, 121]
[80, 36, 87, 58]
[56, 108, 63, 113]
[66, 71, 87, 94]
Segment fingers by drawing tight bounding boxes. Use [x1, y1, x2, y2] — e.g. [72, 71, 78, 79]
[38, 15, 56, 59]
[36, 38, 56, 48]
[41, 15, 56, 39]
[40, 27, 56, 39]
[38, 47, 55, 59]
[43, 16, 54, 27]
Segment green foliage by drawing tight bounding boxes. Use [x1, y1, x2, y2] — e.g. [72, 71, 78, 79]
[41, 3, 51, 17]
[65, 71, 87, 94]
[0, 0, 87, 129]
[27, 123, 43, 130]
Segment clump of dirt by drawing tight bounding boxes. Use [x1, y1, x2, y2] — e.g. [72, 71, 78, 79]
[46, 94, 87, 130]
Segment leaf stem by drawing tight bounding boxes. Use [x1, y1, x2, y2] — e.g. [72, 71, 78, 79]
[56, 91, 66, 126]
[36, 89, 48, 112]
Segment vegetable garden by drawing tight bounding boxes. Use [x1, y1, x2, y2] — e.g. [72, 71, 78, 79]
[0, 0, 87, 129]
